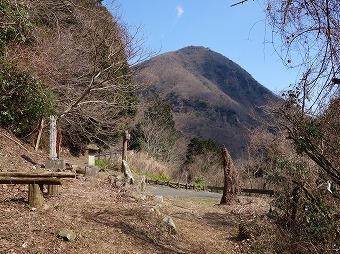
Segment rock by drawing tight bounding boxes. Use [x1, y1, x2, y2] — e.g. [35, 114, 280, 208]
[150, 206, 161, 216]
[154, 195, 163, 203]
[139, 194, 146, 201]
[162, 216, 177, 234]
[122, 160, 134, 184]
[58, 229, 76, 241]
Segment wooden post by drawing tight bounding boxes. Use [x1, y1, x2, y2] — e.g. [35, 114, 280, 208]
[56, 126, 62, 159]
[47, 184, 59, 197]
[121, 130, 130, 173]
[28, 184, 44, 208]
[35, 118, 45, 151]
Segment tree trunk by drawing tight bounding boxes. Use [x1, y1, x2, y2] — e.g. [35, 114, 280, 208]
[220, 147, 236, 205]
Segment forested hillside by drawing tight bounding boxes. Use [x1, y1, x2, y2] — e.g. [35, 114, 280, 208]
[1, 0, 138, 154]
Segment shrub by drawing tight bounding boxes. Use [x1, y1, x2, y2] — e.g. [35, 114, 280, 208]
[0, 63, 55, 136]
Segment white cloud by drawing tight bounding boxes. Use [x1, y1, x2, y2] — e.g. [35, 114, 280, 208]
[176, 6, 184, 18]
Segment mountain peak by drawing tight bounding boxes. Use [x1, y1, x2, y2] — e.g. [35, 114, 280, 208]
[133, 46, 279, 158]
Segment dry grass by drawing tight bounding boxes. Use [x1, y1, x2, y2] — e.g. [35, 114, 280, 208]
[128, 152, 174, 179]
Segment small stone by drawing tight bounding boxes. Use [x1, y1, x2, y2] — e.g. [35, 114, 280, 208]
[58, 229, 76, 241]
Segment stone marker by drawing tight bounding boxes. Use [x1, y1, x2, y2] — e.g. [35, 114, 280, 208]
[85, 143, 100, 178]
[46, 115, 66, 196]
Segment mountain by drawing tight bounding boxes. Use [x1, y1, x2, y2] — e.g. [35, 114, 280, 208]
[132, 46, 280, 158]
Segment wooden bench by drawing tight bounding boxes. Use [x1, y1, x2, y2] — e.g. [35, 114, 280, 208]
[0, 172, 76, 208]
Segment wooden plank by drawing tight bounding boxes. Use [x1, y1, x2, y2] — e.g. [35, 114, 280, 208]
[0, 172, 76, 178]
[0, 177, 62, 185]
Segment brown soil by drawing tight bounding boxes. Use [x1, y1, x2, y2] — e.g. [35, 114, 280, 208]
[0, 129, 278, 253]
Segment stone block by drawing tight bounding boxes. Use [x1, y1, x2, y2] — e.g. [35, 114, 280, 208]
[45, 159, 66, 170]
[85, 166, 99, 178]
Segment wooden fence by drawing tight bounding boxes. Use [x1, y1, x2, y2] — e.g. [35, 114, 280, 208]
[146, 179, 274, 196]
[146, 179, 205, 191]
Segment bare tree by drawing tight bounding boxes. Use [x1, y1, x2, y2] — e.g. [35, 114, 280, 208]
[260, 0, 340, 184]
[131, 97, 178, 162]
[266, 0, 339, 111]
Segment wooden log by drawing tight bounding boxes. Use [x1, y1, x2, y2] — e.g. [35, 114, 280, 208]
[0, 172, 76, 178]
[28, 184, 44, 208]
[0, 177, 62, 185]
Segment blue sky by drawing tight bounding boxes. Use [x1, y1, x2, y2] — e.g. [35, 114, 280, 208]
[103, 0, 298, 95]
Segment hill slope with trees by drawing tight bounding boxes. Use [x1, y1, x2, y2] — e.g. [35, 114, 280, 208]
[1, 0, 140, 154]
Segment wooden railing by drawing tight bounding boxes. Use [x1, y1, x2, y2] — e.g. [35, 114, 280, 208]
[147, 179, 274, 196]
[146, 179, 205, 191]
[207, 185, 274, 196]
